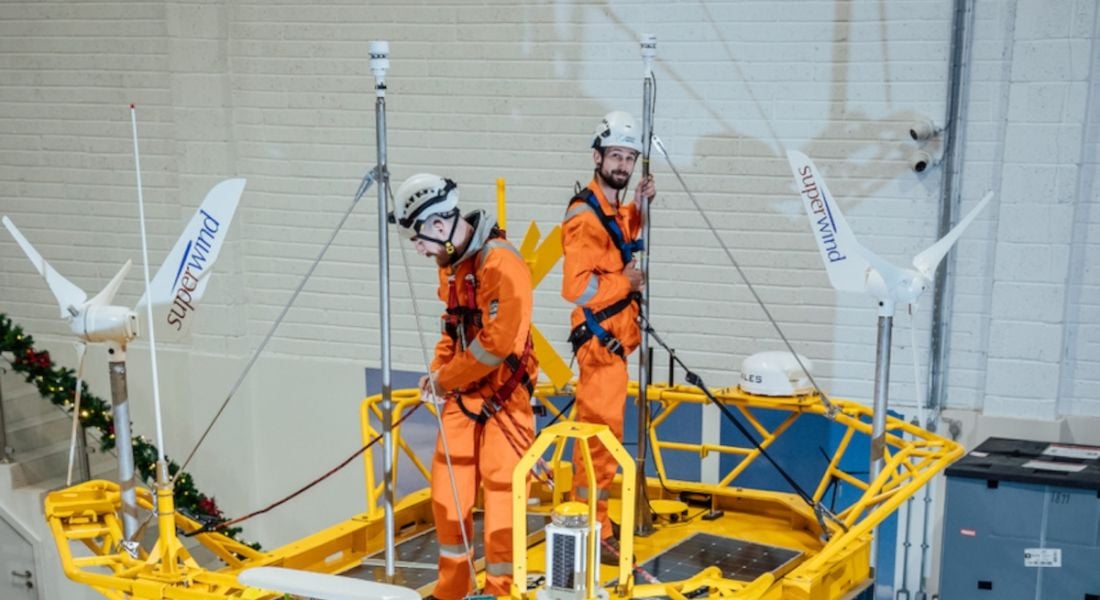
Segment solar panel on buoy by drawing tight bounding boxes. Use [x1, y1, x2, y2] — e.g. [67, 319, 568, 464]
[616, 533, 803, 586]
[346, 513, 550, 592]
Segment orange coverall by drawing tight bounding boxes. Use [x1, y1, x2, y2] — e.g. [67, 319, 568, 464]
[560, 180, 641, 540]
[429, 217, 537, 600]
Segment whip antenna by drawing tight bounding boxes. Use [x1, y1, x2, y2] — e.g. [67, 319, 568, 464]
[130, 105, 168, 482]
[633, 33, 658, 537]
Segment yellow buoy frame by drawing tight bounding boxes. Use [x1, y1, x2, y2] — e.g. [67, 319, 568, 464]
[43, 480, 268, 599]
[44, 379, 960, 599]
[509, 421, 637, 600]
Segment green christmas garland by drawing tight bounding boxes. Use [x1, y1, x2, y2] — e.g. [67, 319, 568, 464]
[0, 313, 255, 546]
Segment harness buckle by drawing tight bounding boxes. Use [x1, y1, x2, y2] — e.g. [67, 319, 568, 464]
[482, 400, 501, 418]
[604, 336, 623, 356]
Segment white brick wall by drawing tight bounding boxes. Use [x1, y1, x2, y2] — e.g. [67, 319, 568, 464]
[0, 0, 1097, 547]
[1058, 0, 1100, 417]
[949, 0, 1099, 420]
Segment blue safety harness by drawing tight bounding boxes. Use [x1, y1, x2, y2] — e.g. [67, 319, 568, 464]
[572, 189, 645, 265]
[567, 189, 643, 359]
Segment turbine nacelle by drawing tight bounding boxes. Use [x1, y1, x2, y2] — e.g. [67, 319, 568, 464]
[863, 268, 929, 311]
[79, 305, 139, 345]
[77, 258, 139, 346]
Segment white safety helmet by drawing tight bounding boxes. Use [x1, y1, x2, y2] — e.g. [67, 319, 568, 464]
[391, 173, 459, 235]
[592, 110, 642, 154]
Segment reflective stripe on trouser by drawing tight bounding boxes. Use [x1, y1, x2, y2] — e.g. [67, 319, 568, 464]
[571, 339, 629, 541]
[430, 394, 534, 600]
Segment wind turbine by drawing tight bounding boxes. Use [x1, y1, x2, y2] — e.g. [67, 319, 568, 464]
[2, 177, 244, 543]
[784, 150, 992, 482]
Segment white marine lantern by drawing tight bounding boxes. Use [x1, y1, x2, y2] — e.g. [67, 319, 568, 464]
[539, 502, 606, 600]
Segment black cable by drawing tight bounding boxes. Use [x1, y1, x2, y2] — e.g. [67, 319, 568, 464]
[817, 446, 841, 512]
[541, 397, 575, 428]
[184, 401, 421, 537]
[639, 314, 848, 535]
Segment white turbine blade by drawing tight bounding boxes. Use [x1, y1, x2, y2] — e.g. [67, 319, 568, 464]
[87, 260, 132, 307]
[856, 237, 910, 292]
[66, 341, 88, 486]
[912, 190, 993, 279]
[785, 151, 888, 292]
[2, 216, 88, 318]
[238, 567, 420, 600]
[136, 178, 245, 341]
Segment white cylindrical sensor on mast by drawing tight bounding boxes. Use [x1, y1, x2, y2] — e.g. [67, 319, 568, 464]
[640, 34, 657, 77]
[369, 40, 390, 96]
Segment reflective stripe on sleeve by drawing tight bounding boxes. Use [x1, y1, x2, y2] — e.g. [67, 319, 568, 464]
[564, 202, 596, 222]
[469, 338, 506, 367]
[573, 275, 599, 306]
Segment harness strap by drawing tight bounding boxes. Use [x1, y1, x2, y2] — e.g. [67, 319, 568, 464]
[455, 335, 535, 424]
[494, 335, 536, 403]
[568, 190, 645, 266]
[564, 190, 644, 358]
[567, 292, 640, 358]
[441, 223, 509, 345]
[442, 275, 482, 347]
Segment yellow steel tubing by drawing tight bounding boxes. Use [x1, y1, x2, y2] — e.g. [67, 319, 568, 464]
[656, 441, 754, 456]
[360, 397, 382, 518]
[798, 443, 961, 573]
[716, 413, 800, 488]
[734, 404, 775, 439]
[647, 399, 681, 429]
[578, 434, 599, 599]
[497, 178, 507, 230]
[831, 469, 870, 491]
[812, 426, 856, 502]
[361, 393, 428, 517]
[47, 381, 960, 600]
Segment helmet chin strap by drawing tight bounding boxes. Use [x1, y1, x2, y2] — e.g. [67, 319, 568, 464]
[414, 210, 463, 265]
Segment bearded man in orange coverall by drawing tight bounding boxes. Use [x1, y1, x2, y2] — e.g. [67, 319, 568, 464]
[392, 173, 538, 600]
[560, 111, 656, 564]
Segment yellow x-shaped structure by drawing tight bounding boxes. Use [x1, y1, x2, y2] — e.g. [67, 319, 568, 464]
[517, 221, 573, 389]
[498, 179, 573, 389]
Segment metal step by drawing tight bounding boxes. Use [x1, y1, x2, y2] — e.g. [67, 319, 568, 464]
[5, 410, 73, 455]
[1, 364, 59, 424]
[8, 436, 116, 487]
[1, 359, 116, 486]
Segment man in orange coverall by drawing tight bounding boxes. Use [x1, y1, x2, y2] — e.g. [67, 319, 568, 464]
[392, 173, 537, 600]
[560, 111, 656, 564]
